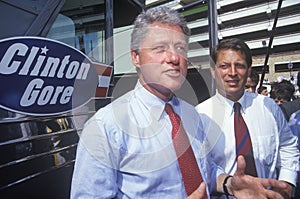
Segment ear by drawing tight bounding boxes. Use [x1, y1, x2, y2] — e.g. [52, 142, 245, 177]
[210, 66, 216, 80]
[131, 50, 140, 67]
[247, 66, 252, 77]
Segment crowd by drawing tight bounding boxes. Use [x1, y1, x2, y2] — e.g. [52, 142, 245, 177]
[70, 6, 299, 199]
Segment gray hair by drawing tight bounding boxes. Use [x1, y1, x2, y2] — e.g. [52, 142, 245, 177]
[130, 6, 190, 53]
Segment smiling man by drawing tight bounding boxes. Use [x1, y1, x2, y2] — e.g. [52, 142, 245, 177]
[70, 7, 213, 198]
[196, 38, 299, 199]
[71, 8, 290, 199]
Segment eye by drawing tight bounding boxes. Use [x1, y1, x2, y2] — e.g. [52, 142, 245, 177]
[153, 45, 167, 52]
[235, 63, 247, 69]
[217, 63, 230, 69]
[175, 45, 187, 53]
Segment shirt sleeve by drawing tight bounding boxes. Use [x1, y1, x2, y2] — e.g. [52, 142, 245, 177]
[197, 112, 226, 194]
[70, 116, 120, 199]
[276, 106, 300, 186]
[289, 111, 300, 151]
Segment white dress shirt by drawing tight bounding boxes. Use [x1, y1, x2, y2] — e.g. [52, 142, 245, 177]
[196, 91, 299, 198]
[71, 81, 223, 199]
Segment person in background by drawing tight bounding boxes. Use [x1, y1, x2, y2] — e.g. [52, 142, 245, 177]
[270, 80, 295, 102]
[281, 79, 296, 101]
[196, 38, 299, 199]
[257, 86, 269, 96]
[70, 7, 288, 199]
[245, 69, 259, 93]
[272, 87, 293, 105]
[281, 71, 300, 120]
[270, 81, 280, 99]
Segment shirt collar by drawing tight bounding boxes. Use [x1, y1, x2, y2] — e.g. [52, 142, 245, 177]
[237, 94, 247, 114]
[215, 90, 247, 115]
[134, 80, 170, 121]
[166, 95, 180, 114]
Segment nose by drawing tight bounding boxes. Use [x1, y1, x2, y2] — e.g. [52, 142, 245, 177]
[166, 48, 180, 65]
[228, 64, 237, 76]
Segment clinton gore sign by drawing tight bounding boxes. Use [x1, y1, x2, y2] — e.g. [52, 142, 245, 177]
[0, 37, 112, 116]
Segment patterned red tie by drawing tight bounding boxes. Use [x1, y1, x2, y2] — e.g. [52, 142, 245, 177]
[234, 102, 257, 176]
[165, 103, 206, 197]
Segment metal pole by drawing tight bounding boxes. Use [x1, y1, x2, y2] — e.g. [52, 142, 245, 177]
[208, 0, 218, 94]
[105, 0, 114, 92]
[259, 0, 283, 88]
[105, 0, 114, 66]
[208, 0, 218, 55]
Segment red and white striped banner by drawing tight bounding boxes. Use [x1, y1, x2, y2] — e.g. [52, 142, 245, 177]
[93, 63, 113, 98]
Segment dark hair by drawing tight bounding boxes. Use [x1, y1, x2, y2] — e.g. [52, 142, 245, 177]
[257, 86, 267, 94]
[131, 6, 190, 53]
[272, 88, 293, 101]
[211, 38, 252, 68]
[269, 81, 279, 99]
[297, 71, 300, 88]
[249, 70, 259, 85]
[270, 79, 295, 100]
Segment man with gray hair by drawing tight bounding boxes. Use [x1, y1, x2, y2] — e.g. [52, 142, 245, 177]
[71, 7, 287, 199]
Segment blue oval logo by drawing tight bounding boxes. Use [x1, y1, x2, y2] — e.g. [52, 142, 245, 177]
[0, 36, 101, 116]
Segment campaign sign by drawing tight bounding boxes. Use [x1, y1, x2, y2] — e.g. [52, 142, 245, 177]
[0, 36, 100, 116]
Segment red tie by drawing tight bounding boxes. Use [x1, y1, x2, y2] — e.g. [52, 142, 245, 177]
[165, 103, 206, 197]
[234, 102, 257, 176]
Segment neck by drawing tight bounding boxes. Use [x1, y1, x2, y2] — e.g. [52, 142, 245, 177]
[140, 81, 173, 102]
[217, 89, 244, 102]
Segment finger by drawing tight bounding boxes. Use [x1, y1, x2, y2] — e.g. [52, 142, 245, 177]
[265, 189, 285, 199]
[186, 182, 207, 199]
[235, 155, 246, 176]
[258, 178, 287, 189]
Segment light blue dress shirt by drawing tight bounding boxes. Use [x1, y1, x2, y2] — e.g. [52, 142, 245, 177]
[288, 109, 300, 196]
[196, 91, 299, 199]
[289, 109, 300, 151]
[71, 81, 222, 199]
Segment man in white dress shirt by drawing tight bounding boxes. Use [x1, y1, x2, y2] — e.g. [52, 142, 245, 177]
[196, 38, 299, 199]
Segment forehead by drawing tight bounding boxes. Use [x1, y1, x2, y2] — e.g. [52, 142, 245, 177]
[145, 22, 186, 41]
[246, 77, 254, 84]
[217, 49, 246, 61]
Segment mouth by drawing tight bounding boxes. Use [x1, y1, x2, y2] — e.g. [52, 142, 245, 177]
[226, 79, 239, 86]
[166, 69, 180, 75]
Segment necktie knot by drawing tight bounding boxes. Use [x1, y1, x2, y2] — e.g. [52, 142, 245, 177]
[165, 103, 174, 115]
[165, 103, 180, 136]
[233, 102, 241, 113]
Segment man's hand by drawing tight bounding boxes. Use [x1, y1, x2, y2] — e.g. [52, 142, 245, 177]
[186, 182, 208, 199]
[229, 156, 288, 199]
[272, 182, 293, 199]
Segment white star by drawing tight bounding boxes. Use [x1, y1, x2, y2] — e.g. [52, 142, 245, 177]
[41, 46, 49, 54]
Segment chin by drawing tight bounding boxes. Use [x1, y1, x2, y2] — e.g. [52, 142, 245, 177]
[169, 84, 182, 92]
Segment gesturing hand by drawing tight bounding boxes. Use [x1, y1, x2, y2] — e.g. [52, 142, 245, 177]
[229, 156, 287, 199]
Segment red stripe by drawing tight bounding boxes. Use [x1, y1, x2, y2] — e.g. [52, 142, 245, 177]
[95, 87, 108, 98]
[235, 118, 248, 144]
[238, 139, 252, 156]
[93, 63, 113, 76]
